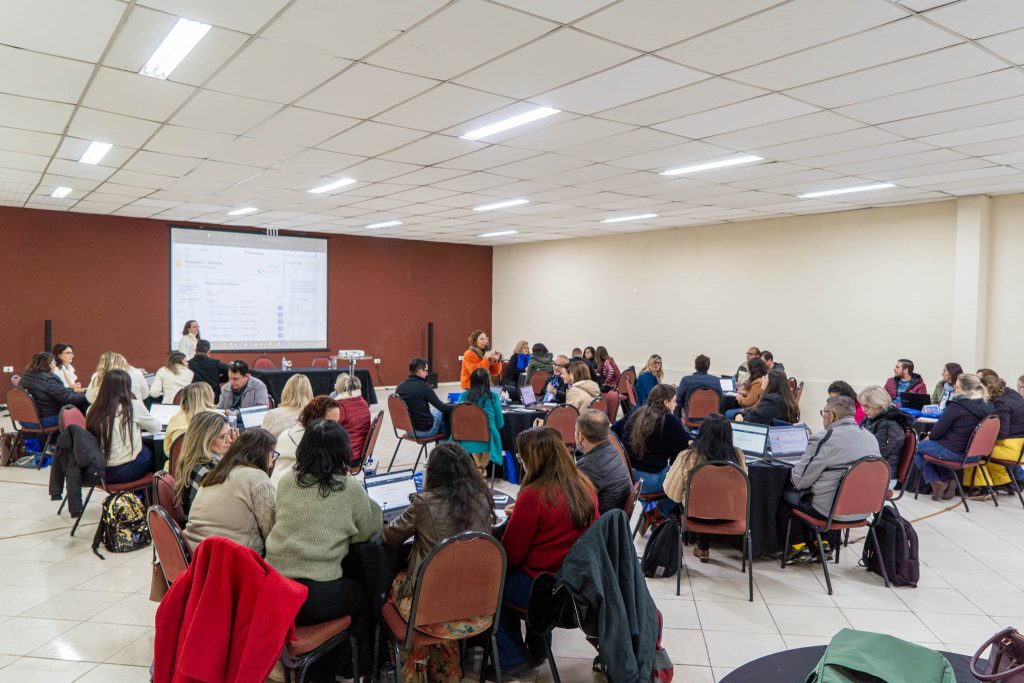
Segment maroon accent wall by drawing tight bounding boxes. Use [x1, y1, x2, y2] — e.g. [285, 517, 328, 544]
[0, 207, 491, 387]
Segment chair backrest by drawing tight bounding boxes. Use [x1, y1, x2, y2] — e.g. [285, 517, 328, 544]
[685, 462, 749, 530]
[168, 435, 185, 479]
[152, 471, 184, 526]
[387, 394, 416, 435]
[603, 390, 620, 421]
[623, 478, 642, 517]
[684, 387, 720, 427]
[896, 429, 917, 485]
[451, 403, 490, 443]
[622, 367, 637, 386]
[794, 381, 805, 402]
[608, 431, 633, 483]
[173, 390, 184, 405]
[406, 532, 506, 644]
[148, 505, 191, 585]
[311, 357, 331, 368]
[543, 405, 580, 447]
[6, 387, 41, 427]
[529, 371, 550, 397]
[361, 411, 385, 462]
[589, 396, 608, 415]
[788, 377, 798, 394]
[965, 414, 1002, 460]
[252, 357, 275, 369]
[829, 457, 890, 521]
[59, 405, 87, 431]
[624, 377, 638, 407]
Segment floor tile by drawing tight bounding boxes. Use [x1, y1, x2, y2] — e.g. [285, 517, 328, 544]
[0, 586, 65, 617]
[895, 587, 983, 615]
[659, 628, 709, 666]
[90, 595, 157, 627]
[703, 631, 786, 667]
[0, 657, 94, 683]
[696, 601, 777, 634]
[841, 608, 937, 642]
[29, 622, 151, 663]
[916, 612, 999, 643]
[22, 590, 118, 621]
[0, 617, 78, 656]
[103, 632, 154, 667]
[73, 663, 152, 683]
[770, 604, 850, 637]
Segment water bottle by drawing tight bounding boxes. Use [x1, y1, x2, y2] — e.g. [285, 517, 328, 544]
[226, 410, 237, 431]
[281, 356, 287, 370]
[364, 457, 377, 477]
[413, 472, 424, 493]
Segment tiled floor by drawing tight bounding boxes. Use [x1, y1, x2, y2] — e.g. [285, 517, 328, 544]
[2, 388, 1023, 682]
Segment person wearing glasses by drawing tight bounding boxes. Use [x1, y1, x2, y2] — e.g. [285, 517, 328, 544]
[217, 359, 270, 410]
[183, 428, 278, 554]
[734, 346, 760, 386]
[635, 354, 664, 406]
[543, 355, 571, 403]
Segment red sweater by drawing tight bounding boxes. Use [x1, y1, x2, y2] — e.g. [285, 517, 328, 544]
[338, 396, 371, 460]
[502, 485, 599, 577]
[154, 536, 307, 683]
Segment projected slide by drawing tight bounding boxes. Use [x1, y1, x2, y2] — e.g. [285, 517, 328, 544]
[170, 228, 328, 351]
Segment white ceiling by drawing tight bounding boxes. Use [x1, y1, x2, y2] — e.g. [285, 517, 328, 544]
[3, 0, 1024, 244]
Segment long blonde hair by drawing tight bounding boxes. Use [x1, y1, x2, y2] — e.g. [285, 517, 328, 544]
[641, 354, 664, 380]
[179, 383, 215, 420]
[90, 351, 130, 389]
[956, 373, 988, 401]
[280, 373, 314, 409]
[173, 411, 228, 505]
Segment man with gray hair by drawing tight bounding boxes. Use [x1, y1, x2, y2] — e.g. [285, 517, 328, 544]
[784, 395, 881, 561]
[575, 408, 631, 514]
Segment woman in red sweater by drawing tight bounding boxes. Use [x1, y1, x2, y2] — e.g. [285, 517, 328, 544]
[492, 427, 598, 680]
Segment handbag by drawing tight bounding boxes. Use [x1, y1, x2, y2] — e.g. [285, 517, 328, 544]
[149, 562, 169, 602]
[971, 627, 1024, 682]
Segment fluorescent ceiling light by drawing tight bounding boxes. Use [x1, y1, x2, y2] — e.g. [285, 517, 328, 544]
[460, 106, 561, 141]
[797, 182, 896, 199]
[79, 141, 112, 165]
[227, 207, 258, 216]
[473, 198, 529, 212]
[139, 18, 211, 79]
[602, 213, 658, 224]
[308, 177, 357, 194]
[366, 220, 402, 229]
[661, 154, 764, 176]
[49, 187, 72, 199]
[480, 230, 518, 238]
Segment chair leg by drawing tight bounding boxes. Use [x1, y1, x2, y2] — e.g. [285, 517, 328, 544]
[1004, 465, 1024, 509]
[70, 486, 95, 537]
[541, 634, 559, 683]
[371, 623, 381, 683]
[912, 464, 922, 500]
[386, 439, 402, 473]
[952, 474, 970, 512]
[867, 527, 890, 588]
[978, 465, 999, 507]
[842, 529, 850, 547]
[780, 516, 793, 569]
[746, 532, 754, 603]
[835, 534, 841, 565]
[813, 528, 833, 595]
[410, 443, 426, 473]
[676, 522, 685, 597]
[350, 636, 359, 683]
[57, 495, 67, 515]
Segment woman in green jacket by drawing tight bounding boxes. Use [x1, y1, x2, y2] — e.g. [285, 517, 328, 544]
[455, 368, 505, 476]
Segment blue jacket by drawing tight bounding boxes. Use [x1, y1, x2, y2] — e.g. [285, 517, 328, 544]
[635, 371, 659, 406]
[455, 391, 505, 464]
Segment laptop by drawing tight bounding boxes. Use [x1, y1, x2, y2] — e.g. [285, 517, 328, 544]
[364, 472, 418, 523]
[732, 422, 769, 461]
[900, 392, 929, 411]
[719, 376, 736, 393]
[768, 424, 809, 462]
[238, 405, 271, 430]
[148, 403, 179, 429]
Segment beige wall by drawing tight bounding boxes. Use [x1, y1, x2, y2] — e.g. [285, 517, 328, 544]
[987, 194, 1024, 377]
[493, 199, 969, 419]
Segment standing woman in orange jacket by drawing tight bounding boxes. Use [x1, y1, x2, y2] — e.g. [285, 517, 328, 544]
[461, 330, 502, 389]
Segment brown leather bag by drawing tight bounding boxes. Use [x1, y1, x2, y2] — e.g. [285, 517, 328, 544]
[972, 627, 1024, 681]
[0, 429, 23, 467]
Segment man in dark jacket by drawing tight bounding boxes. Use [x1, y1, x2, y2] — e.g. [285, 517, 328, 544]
[188, 340, 229, 401]
[395, 357, 452, 436]
[883, 358, 928, 404]
[674, 354, 722, 419]
[574, 409, 631, 514]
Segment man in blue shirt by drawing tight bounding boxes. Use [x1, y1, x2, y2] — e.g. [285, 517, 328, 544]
[674, 354, 722, 417]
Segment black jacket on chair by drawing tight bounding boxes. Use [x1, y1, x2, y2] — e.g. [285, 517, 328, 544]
[49, 425, 105, 517]
[861, 407, 915, 478]
[18, 371, 88, 418]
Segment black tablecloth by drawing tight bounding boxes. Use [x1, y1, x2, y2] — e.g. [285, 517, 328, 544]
[252, 368, 376, 405]
[739, 460, 793, 558]
[500, 408, 544, 453]
[720, 645, 975, 682]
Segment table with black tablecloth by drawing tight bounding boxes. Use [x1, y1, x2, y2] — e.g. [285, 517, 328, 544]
[718, 460, 794, 559]
[499, 407, 544, 453]
[252, 368, 376, 405]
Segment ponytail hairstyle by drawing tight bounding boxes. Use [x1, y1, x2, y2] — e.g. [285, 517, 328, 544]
[955, 373, 988, 401]
[332, 372, 362, 398]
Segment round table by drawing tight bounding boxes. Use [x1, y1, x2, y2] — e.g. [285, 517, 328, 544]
[720, 645, 976, 682]
[500, 407, 544, 452]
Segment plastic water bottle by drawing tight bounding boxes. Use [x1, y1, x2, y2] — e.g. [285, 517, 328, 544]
[226, 410, 237, 431]
[364, 457, 377, 477]
[413, 472, 424, 493]
[281, 356, 287, 370]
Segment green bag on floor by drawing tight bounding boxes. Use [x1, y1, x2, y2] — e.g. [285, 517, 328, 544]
[806, 629, 955, 683]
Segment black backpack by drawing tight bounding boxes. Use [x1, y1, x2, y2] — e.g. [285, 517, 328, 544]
[91, 491, 151, 559]
[860, 504, 919, 587]
[641, 515, 680, 579]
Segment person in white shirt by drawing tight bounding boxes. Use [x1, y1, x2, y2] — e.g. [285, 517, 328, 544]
[52, 343, 82, 391]
[262, 374, 313, 437]
[178, 320, 201, 360]
[86, 352, 149, 403]
[149, 352, 194, 405]
[85, 369, 161, 483]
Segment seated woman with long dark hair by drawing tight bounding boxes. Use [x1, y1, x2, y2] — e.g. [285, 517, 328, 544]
[494, 426, 598, 680]
[85, 369, 161, 483]
[612, 383, 690, 517]
[735, 370, 800, 425]
[664, 413, 747, 562]
[381, 442, 496, 682]
[265, 419, 382, 674]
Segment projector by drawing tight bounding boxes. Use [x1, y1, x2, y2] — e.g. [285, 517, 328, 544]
[337, 350, 366, 361]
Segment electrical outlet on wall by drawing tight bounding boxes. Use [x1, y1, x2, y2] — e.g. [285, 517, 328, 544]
[374, 358, 381, 364]
[2, 366, 12, 373]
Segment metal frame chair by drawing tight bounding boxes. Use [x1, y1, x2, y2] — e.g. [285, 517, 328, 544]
[147, 504, 192, 588]
[152, 471, 184, 527]
[385, 395, 444, 473]
[912, 414, 1001, 512]
[310, 357, 331, 368]
[990, 440, 1024, 509]
[252, 355, 275, 369]
[350, 411, 384, 475]
[887, 429, 918, 505]
[529, 371, 551, 398]
[6, 386, 60, 465]
[683, 387, 720, 431]
[281, 617, 360, 683]
[602, 391, 620, 421]
[450, 403, 492, 481]
[542, 405, 579, 449]
[588, 396, 608, 416]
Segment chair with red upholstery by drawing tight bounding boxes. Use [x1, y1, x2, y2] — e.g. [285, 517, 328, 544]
[887, 429, 918, 505]
[252, 355, 275, 370]
[603, 390, 620, 421]
[781, 456, 890, 595]
[912, 414, 1001, 512]
[311, 357, 331, 369]
[450, 403, 492, 477]
[386, 395, 445, 474]
[608, 432, 633, 485]
[794, 381, 805, 402]
[148, 504, 192, 588]
[990, 440, 1024, 509]
[168, 435, 185, 480]
[377, 531, 506, 681]
[588, 396, 608, 416]
[677, 462, 753, 600]
[6, 386, 60, 465]
[529, 371, 551, 398]
[59, 405, 87, 431]
[152, 471, 184, 527]
[623, 478, 642, 523]
[543, 405, 579, 448]
[172, 391, 184, 405]
[350, 411, 384, 476]
[617, 374, 638, 414]
[683, 387, 720, 431]
[282, 615, 360, 683]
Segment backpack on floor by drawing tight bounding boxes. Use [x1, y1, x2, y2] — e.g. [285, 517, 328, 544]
[92, 491, 151, 558]
[860, 503, 919, 587]
[641, 514, 680, 579]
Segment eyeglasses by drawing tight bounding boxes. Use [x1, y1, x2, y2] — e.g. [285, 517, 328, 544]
[271, 450, 280, 463]
[819, 409, 833, 417]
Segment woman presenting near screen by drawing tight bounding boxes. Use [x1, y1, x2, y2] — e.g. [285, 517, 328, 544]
[460, 330, 502, 389]
[178, 320, 200, 360]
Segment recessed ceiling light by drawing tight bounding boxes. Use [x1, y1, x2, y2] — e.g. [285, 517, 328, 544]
[366, 220, 402, 229]
[460, 106, 561, 141]
[139, 18, 212, 80]
[797, 182, 896, 199]
[473, 198, 529, 212]
[480, 230, 518, 238]
[308, 177, 357, 194]
[79, 141, 112, 165]
[49, 187, 72, 199]
[661, 154, 764, 176]
[602, 213, 658, 224]
[227, 207, 258, 216]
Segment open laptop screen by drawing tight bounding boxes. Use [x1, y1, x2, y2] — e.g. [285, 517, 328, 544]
[732, 422, 769, 457]
[148, 403, 179, 428]
[519, 385, 537, 406]
[720, 377, 735, 392]
[769, 425, 809, 457]
[238, 406, 270, 430]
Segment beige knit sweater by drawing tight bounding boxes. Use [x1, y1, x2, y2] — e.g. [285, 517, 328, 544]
[183, 466, 276, 554]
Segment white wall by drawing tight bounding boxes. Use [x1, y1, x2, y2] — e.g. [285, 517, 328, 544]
[493, 199, 968, 419]
[986, 194, 1024, 376]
